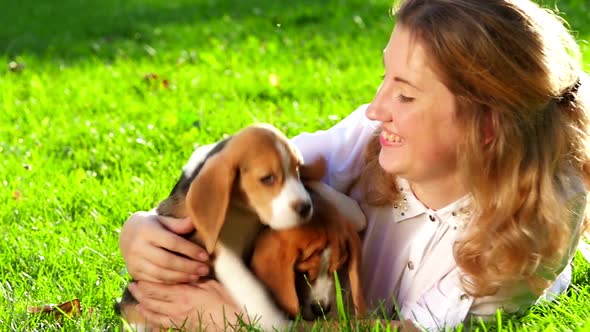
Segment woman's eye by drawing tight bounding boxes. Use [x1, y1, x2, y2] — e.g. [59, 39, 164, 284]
[397, 94, 415, 103]
[260, 174, 276, 186]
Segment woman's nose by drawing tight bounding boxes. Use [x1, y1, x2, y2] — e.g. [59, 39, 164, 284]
[366, 83, 391, 122]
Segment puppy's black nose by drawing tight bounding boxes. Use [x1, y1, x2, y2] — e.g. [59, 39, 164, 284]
[310, 302, 330, 317]
[296, 201, 312, 219]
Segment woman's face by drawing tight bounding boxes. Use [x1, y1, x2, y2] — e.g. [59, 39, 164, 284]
[366, 24, 462, 185]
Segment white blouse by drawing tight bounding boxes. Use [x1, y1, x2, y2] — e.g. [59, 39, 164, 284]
[292, 104, 586, 330]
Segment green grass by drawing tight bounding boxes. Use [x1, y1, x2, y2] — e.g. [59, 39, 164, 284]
[0, 0, 589, 330]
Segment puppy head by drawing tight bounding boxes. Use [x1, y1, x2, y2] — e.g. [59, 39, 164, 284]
[251, 191, 366, 320]
[250, 224, 327, 317]
[186, 124, 317, 253]
[297, 209, 366, 321]
[232, 124, 315, 230]
[296, 247, 336, 320]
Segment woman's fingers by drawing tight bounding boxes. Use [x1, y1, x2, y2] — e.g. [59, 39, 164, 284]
[135, 305, 176, 328]
[129, 283, 190, 328]
[119, 211, 156, 261]
[126, 236, 206, 282]
[152, 230, 209, 263]
[129, 281, 175, 304]
[131, 258, 202, 284]
[119, 211, 210, 283]
[144, 242, 209, 276]
[130, 282, 201, 316]
[136, 305, 188, 329]
[130, 280, 242, 330]
[158, 215, 195, 234]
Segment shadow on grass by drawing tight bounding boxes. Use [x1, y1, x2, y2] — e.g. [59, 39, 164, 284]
[0, 0, 393, 61]
[2, 0, 588, 63]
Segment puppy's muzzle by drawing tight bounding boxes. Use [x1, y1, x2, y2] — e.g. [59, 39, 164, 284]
[295, 200, 313, 220]
[311, 302, 331, 317]
[301, 300, 332, 321]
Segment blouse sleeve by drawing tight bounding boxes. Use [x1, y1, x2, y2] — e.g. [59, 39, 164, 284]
[539, 168, 587, 300]
[291, 104, 377, 193]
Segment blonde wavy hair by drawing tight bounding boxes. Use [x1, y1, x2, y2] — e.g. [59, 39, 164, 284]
[360, 0, 590, 297]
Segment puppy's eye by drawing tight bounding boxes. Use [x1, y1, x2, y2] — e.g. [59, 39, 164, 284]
[260, 174, 276, 186]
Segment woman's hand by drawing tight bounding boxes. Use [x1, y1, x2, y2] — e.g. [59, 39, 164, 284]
[128, 279, 242, 330]
[119, 211, 210, 283]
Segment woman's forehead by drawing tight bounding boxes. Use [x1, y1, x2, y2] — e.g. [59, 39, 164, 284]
[384, 24, 443, 88]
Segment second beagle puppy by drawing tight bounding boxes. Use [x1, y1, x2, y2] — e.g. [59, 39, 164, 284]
[250, 178, 367, 322]
[118, 124, 316, 331]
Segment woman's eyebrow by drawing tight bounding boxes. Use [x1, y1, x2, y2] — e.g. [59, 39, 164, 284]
[394, 76, 422, 91]
[383, 52, 422, 91]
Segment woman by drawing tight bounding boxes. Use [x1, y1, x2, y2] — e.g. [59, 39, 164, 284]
[119, 0, 589, 330]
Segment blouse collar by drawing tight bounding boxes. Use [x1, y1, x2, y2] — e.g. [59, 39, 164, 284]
[393, 177, 473, 231]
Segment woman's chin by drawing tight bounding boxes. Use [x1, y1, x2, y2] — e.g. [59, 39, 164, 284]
[378, 152, 404, 174]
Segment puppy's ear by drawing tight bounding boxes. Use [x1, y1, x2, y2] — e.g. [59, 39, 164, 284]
[344, 222, 367, 317]
[322, 198, 366, 317]
[251, 230, 301, 317]
[186, 152, 235, 253]
[295, 231, 328, 281]
[299, 157, 326, 182]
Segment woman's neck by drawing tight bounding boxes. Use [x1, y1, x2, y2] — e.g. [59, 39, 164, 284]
[408, 177, 468, 211]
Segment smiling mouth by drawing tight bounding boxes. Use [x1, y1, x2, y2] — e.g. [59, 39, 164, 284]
[381, 131, 404, 143]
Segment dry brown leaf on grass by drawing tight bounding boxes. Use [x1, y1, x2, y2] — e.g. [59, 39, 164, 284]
[27, 299, 94, 322]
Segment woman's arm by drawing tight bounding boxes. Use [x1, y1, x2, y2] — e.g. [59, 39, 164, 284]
[292, 104, 377, 193]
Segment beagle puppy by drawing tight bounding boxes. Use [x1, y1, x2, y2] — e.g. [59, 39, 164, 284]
[250, 174, 367, 322]
[117, 124, 316, 331]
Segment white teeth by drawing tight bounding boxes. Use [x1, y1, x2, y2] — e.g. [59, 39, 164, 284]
[382, 132, 403, 143]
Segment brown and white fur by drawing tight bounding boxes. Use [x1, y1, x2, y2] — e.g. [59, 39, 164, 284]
[250, 170, 367, 322]
[117, 124, 316, 331]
